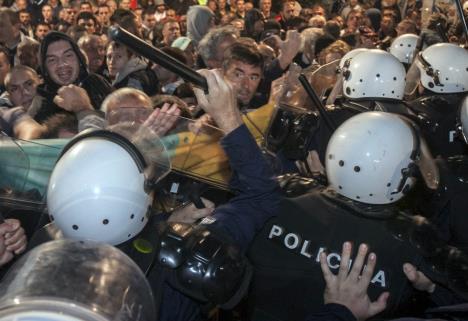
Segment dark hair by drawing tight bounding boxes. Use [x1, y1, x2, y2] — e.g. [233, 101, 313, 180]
[142, 7, 156, 17]
[76, 11, 98, 25]
[222, 41, 264, 71]
[43, 113, 78, 138]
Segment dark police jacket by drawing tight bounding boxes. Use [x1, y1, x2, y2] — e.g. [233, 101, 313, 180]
[248, 187, 426, 321]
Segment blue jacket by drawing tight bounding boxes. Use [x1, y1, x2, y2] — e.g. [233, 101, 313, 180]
[156, 124, 281, 321]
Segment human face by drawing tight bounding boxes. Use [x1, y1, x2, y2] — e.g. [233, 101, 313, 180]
[312, 5, 325, 17]
[207, 0, 217, 12]
[82, 38, 105, 73]
[35, 24, 50, 41]
[156, 4, 165, 13]
[0, 13, 19, 45]
[98, 7, 110, 25]
[80, 3, 92, 12]
[42, 5, 53, 20]
[224, 60, 262, 106]
[7, 70, 39, 108]
[78, 18, 96, 34]
[16, 0, 28, 11]
[261, 0, 271, 13]
[162, 22, 180, 46]
[106, 43, 131, 77]
[143, 13, 156, 28]
[107, 0, 117, 13]
[283, 2, 295, 20]
[0, 53, 11, 86]
[119, 0, 130, 9]
[346, 12, 362, 31]
[167, 9, 176, 18]
[236, 0, 245, 13]
[19, 12, 31, 25]
[45, 40, 80, 86]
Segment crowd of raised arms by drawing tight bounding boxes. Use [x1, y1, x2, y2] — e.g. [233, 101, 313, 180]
[0, 0, 467, 320]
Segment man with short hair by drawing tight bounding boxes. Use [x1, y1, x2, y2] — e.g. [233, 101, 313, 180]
[259, 0, 275, 19]
[41, 4, 56, 26]
[4, 65, 40, 110]
[161, 18, 181, 46]
[34, 23, 51, 42]
[234, 0, 246, 19]
[119, 0, 131, 10]
[97, 4, 111, 27]
[222, 42, 263, 110]
[18, 10, 34, 38]
[30, 32, 112, 123]
[0, 8, 38, 66]
[79, 1, 93, 12]
[141, 8, 156, 41]
[76, 12, 98, 34]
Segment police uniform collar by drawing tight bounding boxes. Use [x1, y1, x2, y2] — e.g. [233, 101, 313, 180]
[321, 188, 399, 220]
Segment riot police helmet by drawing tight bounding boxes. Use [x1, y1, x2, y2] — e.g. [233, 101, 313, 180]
[389, 33, 419, 65]
[415, 43, 468, 94]
[326, 112, 439, 205]
[341, 49, 406, 101]
[47, 123, 170, 246]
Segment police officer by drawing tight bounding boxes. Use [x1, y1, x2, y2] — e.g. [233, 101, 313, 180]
[405, 43, 468, 158]
[30, 69, 281, 321]
[288, 49, 411, 173]
[248, 112, 444, 321]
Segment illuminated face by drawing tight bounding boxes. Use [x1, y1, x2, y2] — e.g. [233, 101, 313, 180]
[162, 21, 180, 45]
[35, 24, 51, 41]
[224, 60, 262, 106]
[7, 69, 39, 108]
[42, 5, 53, 20]
[19, 12, 31, 25]
[106, 42, 131, 77]
[143, 13, 156, 28]
[45, 40, 80, 86]
[98, 7, 110, 25]
[119, 0, 130, 9]
[261, 0, 271, 13]
[78, 18, 96, 34]
[82, 37, 106, 73]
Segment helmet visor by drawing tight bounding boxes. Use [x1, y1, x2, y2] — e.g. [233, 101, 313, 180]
[416, 137, 439, 190]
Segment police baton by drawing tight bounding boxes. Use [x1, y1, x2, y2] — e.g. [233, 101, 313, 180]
[108, 26, 209, 93]
[298, 74, 337, 132]
[455, 0, 468, 44]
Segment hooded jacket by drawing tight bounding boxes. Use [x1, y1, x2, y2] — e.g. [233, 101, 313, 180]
[112, 57, 160, 96]
[186, 6, 215, 45]
[31, 32, 112, 123]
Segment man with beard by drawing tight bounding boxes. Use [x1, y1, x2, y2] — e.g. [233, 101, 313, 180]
[28, 31, 111, 123]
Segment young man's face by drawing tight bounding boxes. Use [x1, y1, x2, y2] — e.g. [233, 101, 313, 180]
[162, 22, 180, 45]
[98, 7, 110, 25]
[7, 69, 39, 108]
[42, 5, 53, 19]
[224, 59, 262, 106]
[119, 0, 130, 10]
[261, 0, 271, 13]
[45, 40, 80, 86]
[143, 13, 156, 28]
[106, 43, 131, 77]
[35, 24, 50, 41]
[78, 18, 97, 34]
[19, 12, 31, 25]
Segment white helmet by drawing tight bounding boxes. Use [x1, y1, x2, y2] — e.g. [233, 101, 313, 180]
[338, 48, 368, 70]
[416, 43, 468, 94]
[460, 95, 468, 144]
[342, 49, 406, 100]
[389, 33, 419, 64]
[47, 124, 170, 245]
[326, 112, 438, 205]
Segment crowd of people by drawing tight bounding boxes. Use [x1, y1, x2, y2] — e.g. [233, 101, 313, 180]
[0, 0, 467, 319]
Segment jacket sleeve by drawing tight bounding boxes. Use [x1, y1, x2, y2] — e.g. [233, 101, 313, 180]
[305, 304, 357, 321]
[207, 124, 281, 251]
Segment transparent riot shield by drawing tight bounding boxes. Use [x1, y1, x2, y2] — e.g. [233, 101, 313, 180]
[0, 239, 155, 321]
[264, 61, 340, 160]
[0, 135, 66, 211]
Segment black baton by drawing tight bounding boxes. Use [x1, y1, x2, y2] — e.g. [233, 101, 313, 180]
[108, 26, 209, 93]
